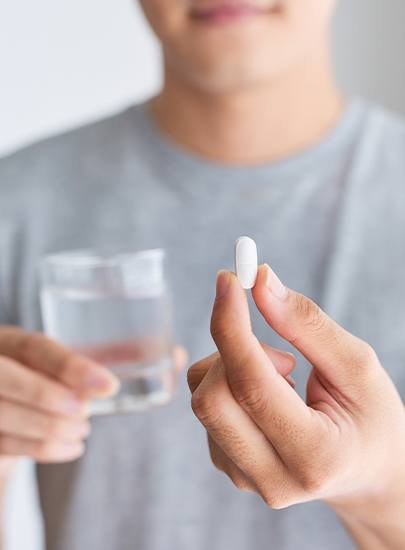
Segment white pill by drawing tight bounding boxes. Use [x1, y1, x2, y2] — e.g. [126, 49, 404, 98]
[235, 236, 258, 290]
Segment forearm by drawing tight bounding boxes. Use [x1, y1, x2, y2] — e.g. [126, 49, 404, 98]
[336, 509, 405, 549]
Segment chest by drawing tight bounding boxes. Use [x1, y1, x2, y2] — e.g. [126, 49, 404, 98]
[5, 180, 405, 395]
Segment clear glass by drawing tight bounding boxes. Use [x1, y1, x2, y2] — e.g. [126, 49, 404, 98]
[39, 248, 175, 415]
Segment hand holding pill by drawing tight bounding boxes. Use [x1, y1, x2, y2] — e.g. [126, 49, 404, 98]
[188, 247, 405, 526]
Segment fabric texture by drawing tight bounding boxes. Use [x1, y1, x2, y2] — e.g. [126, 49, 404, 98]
[0, 98, 404, 550]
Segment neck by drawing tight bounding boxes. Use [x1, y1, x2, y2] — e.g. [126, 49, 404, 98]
[151, 40, 344, 166]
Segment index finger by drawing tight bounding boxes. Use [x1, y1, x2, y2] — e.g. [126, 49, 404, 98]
[0, 326, 119, 397]
[211, 271, 317, 461]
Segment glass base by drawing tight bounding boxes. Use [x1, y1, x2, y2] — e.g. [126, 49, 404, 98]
[89, 390, 172, 415]
[89, 361, 175, 415]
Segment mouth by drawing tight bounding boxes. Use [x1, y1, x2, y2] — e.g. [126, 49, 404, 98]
[189, 1, 280, 25]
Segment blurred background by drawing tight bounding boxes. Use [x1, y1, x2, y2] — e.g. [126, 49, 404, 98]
[1, 0, 405, 548]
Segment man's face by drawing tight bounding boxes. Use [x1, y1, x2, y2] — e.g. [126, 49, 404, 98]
[139, 0, 337, 93]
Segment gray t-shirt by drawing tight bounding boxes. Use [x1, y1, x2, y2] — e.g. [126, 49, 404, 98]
[0, 99, 405, 550]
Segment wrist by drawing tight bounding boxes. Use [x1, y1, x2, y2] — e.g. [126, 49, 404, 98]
[327, 464, 405, 518]
[326, 477, 405, 549]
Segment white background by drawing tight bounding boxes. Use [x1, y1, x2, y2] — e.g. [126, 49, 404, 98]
[1, 1, 405, 549]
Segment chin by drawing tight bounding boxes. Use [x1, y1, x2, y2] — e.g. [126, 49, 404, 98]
[164, 18, 301, 93]
[191, 65, 272, 94]
[170, 44, 289, 94]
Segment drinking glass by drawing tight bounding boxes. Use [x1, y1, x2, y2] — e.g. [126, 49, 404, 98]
[39, 248, 175, 415]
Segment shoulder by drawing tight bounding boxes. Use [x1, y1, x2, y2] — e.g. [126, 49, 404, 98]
[349, 100, 405, 203]
[349, 100, 405, 238]
[356, 100, 405, 175]
[367, 101, 405, 142]
[0, 102, 149, 200]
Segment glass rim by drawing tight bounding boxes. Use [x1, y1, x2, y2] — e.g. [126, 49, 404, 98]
[41, 247, 165, 270]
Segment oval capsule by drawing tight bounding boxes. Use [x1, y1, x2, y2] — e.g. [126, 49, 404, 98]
[235, 236, 258, 290]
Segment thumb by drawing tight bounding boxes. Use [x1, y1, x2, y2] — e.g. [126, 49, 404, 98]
[252, 264, 378, 389]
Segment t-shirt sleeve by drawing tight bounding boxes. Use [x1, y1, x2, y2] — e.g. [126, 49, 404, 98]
[0, 150, 25, 327]
[0, 244, 13, 326]
[0, 289, 10, 325]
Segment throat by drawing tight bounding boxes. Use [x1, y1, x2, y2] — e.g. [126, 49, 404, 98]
[150, 50, 344, 166]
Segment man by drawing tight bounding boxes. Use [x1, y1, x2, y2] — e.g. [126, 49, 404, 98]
[0, 0, 404, 549]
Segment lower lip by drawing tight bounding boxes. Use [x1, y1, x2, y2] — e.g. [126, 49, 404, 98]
[190, 5, 268, 25]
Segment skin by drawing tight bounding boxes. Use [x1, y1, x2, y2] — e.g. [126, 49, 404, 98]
[189, 267, 405, 549]
[0, 327, 186, 535]
[141, 4, 405, 543]
[1, 0, 402, 547]
[0, 328, 186, 464]
[140, 0, 343, 164]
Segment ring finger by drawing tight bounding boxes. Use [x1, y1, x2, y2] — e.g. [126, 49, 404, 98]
[0, 400, 90, 442]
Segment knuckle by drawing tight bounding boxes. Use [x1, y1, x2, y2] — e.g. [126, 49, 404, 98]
[58, 352, 78, 379]
[289, 438, 335, 494]
[187, 364, 203, 391]
[35, 441, 55, 462]
[344, 341, 380, 388]
[210, 453, 224, 473]
[210, 317, 235, 344]
[45, 417, 64, 439]
[260, 489, 288, 510]
[188, 355, 220, 392]
[186, 365, 196, 389]
[190, 390, 207, 418]
[357, 341, 379, 367]
[230, 377, 269, 416]
[191, 390, 222, 428]
[31, 382, 52, 407]
[34, 444, 49, 462]
[210, 452, 228, 475]
[230, 473, 252, 493]
[0, 361, 25, 396]
[294, 458, 330, 494]
[208, 438, 225, 472]
[19, 331, 44, 361]
[0, 435, 16, 457]
[294, 294, 326, 335]
[298, 470, 325, 493]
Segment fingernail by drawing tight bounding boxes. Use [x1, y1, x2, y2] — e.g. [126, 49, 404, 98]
[85, 368, 121, 396]
[65, 421, 91, 440]
[69, 400, 91, 418]
[282, 351, 296, 361]
[79, 401, 91, 418]
[59, 442, 85, 459]
[76, 421, 91, 439]
[286, 375, 296, 388]
[63, 395, 85, 415]
[264, 264, 288, 300]
[216, 270, 231, 299]
[276, 349, 296, 365]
